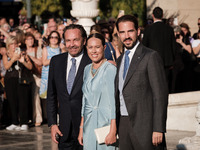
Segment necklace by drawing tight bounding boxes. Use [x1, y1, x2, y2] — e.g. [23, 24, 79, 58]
[90, 59, 107, 78]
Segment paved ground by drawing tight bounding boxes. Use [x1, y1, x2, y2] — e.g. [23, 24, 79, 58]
[0, 124, 195, 150]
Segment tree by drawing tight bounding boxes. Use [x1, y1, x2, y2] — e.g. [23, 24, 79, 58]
[99, 0, 146, 26]
[31, 0, 63, 16]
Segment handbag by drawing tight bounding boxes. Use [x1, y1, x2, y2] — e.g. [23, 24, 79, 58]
[94, 125, 119, 144]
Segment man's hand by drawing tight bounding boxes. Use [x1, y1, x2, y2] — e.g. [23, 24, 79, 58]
[51, 125, 63, 144]
[152, 132, 163, 146]
[78, 128, 83, 146]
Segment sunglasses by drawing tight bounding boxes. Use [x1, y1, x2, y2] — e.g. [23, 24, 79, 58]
[198, 23, 200, 25]
[50, 36, 59, 39]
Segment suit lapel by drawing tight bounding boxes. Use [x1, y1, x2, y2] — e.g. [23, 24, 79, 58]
[123, 44, 145, 88]
[115, 54, 124, 91]
[61, 53, 69, 94]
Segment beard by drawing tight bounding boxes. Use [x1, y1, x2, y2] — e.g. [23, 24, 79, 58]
[123, 38, 138, 50]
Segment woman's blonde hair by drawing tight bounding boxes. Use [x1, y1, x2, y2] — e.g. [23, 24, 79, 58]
[6, 36, 17, 50]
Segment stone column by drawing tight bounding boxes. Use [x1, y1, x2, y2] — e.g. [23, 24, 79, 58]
[70, 0, 99, 35]
[178, 101, 200, 149]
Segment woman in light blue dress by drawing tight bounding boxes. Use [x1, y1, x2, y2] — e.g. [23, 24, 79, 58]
[39, 31, 61, 99]
[78, 33, 117, 150]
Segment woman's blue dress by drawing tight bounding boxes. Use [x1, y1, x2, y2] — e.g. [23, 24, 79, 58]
[39, 46, 60, 98]
[81, 61, 116, 150]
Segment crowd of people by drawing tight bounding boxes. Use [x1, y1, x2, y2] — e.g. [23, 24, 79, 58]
[0, 6, 199, 150]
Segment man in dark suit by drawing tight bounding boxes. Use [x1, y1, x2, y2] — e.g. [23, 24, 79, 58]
[115, 15, 168, 150]
[47, 24, 91, 150]
[142, 7, 176, 92]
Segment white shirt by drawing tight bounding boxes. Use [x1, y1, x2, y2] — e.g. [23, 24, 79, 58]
[119, 40, 140, 116]
[124, 40, 140, 65]
[66, 51, 83, 81]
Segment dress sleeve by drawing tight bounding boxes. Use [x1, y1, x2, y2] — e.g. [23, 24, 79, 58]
[81, 66, 88, 117]
[105, 64, 117, 120]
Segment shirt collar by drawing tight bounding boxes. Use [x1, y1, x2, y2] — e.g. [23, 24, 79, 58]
[124, 40, 140, 55]
[68, 50, 84, 61]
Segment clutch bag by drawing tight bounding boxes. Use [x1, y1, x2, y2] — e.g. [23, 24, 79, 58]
[94, 125, 118, 144]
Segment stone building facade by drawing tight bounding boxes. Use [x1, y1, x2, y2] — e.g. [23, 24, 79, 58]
[147, 0, 200, 35]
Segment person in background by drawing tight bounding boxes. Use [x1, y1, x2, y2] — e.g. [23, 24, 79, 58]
[57, 23, 66, 53]
[0, 17, 7, 27]
[34, 32, 43, 49]
[25, 32, 43, 127]
[4, 36, 33, 131]
[78, 33, 117, 150]
[100, 25, 112, 43]
[104, 33, 122, 61]
[40, 31, 61, 123]
[192, 31, 200, 55]
[142, 7, 176, 93]
[0, 42, 7, 129]
[90, 24, 101, 34]
[9, 18, 15, 29]
[173, 23, 195, 92]
[193, 18, 200, 40]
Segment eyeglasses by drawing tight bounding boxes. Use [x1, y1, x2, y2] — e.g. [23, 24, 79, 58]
[26, 38, 33, 41]
[50, 36, 59, 39]
[198, 23, 200, 25]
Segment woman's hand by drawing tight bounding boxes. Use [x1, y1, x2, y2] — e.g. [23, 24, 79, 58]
[11, 51, 21, 62]
[176, 35, 183, 44]
[105, 132, 116, 145]
[78, 128, 83, 146]
[18, 53, 25, 63]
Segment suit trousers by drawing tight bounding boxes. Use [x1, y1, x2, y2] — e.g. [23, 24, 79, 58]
[58, 121, 83, 150]
[119, 116, 167, 150]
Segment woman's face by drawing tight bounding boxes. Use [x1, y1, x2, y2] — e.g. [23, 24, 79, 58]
[8, 41, 18, 53]
[35, 33, 41, 40]
[25, 36, 34, 47]
[49, 32, 59, 45]
[87, 37, 105, 64]
[181, 27, 188, 35]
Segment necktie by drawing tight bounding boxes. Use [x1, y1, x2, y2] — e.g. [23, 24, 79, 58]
[123, 50, 130, 79]
[67, 58, 76, 94]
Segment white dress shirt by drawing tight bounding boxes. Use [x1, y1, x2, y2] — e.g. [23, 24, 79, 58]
[66, 51, 83, 81]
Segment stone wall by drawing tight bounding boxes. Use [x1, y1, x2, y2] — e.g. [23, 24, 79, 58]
[147, 0, 200, 35]
[167, 91, 200, 131]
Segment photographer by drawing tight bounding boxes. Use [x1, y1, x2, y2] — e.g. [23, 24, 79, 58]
[174, 24, 196, 92]
[3, 36, 33, 131]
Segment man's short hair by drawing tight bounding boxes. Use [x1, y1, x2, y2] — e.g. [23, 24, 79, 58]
[153, 7, 163, 19]
[116, 15, 138, 31]
[63, 24, 87, 40]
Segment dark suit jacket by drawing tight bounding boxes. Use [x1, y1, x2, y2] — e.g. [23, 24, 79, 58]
[115, 43, 168, 149]
[142, 21, 176, 67]
[47, 51, 91, 145]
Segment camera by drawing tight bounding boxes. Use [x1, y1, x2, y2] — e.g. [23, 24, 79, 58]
[15, 47, 21, 54]
[176, 34, 180, 39]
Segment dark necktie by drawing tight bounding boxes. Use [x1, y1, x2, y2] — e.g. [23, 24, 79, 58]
[123, 50, 130, 79]
[67, 58, 76, 94]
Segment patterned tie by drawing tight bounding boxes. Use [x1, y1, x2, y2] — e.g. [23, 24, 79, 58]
[67, 58, 76, 94]
[123, 50, 130, 79]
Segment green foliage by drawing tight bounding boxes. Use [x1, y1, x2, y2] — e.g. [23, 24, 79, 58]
[99, 0, 146, 26]
[31, 0, 64, 16]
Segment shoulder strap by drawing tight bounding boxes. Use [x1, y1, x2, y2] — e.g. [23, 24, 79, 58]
[107, 42, 116, 62]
